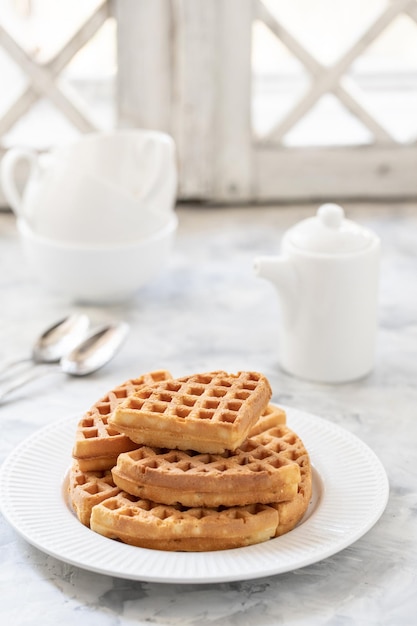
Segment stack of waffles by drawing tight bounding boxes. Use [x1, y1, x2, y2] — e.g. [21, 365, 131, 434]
[69, 370, 312, 551]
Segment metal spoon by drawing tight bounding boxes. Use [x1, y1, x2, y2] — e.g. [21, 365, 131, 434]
[0, 313, 91, 378]
[0, 321, 130, 402]
[61, 321, 130, 376]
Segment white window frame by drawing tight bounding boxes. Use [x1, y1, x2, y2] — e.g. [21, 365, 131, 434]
[116, 0, 417, 203]
[1, 0, 416, 206]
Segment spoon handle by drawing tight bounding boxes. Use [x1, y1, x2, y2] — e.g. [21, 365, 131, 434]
[0, 357, 33, 380]
[0, 366, 56, 403]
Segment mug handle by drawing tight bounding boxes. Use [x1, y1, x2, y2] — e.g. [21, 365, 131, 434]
[140, 136, 177, 211]
[0, 148, 38, 218]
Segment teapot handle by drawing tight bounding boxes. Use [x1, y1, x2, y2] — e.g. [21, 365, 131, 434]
[0, 148, 38, 218]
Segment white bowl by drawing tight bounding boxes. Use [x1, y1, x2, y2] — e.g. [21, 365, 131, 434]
[17, 215, 178, 304]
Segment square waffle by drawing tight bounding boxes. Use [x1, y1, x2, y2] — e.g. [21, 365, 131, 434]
[72, 370, 172, 471]
[109, 371, 272, 453]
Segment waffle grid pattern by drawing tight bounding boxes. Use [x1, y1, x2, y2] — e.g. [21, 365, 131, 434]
[120, 371, 268, 426]
[110, 424, 302, 507]
[100, 492, 272, 521]
[73, 370, 172, 466]
[89, 490, 279, 550]
[119, 435, 298, 478]
[69, 463, 121, 526]
[68, 370, 312, 550]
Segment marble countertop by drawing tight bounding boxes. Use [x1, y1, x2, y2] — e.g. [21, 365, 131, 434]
[1, 202, 416, 625]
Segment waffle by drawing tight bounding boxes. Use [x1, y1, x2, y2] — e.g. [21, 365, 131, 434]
[242, 421, 312, 535]
[90, 492, 279, 551]
[72, 370, 172, 471]
[248, 403, 286, 434]
[71, 437, 311, 548]
[70, 413, 312, 550]
[111, 423, 302, 508]
[68, 365, 312, 551]
[68, 403, 287, 523]
[68, 462, 120, 526]
[273, 450, 312, 536]
[109, 371, 272, 454]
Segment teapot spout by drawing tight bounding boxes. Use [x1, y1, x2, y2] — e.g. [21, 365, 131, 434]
[254, 255, 297, 325]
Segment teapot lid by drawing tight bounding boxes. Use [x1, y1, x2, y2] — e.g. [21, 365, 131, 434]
[286, 204, 376, 254]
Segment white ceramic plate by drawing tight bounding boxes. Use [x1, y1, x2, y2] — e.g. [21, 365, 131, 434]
[0, 407, 389, 584]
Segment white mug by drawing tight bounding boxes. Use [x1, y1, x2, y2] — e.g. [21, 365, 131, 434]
[0, 129, 177, 244]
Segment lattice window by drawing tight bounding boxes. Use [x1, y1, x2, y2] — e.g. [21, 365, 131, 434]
[252, 0, 417, 147]
[1, 0, 416, 203]
[0, 0, 115, 152]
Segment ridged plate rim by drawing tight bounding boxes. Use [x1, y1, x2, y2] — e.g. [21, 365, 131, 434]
[0, 406, 389, 583]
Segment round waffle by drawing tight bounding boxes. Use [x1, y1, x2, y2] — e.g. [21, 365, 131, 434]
[69, 404, 286, 525]
[273, 444, 312, 536]
[111, 423, 305, 508]
[69, 417, 312, 551]
[90, 491, 279, 551]
[70, 446, 312, 551]
[89, 445, 312, 552]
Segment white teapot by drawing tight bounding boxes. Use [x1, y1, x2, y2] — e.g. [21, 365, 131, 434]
[254, 204, 381, 383]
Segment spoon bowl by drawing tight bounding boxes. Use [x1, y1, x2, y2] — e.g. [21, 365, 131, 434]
[32, 313, 90, 363]
[0, 313, 90, 379]
[61, 322, 130, 376]
[0, 321, 130, 402]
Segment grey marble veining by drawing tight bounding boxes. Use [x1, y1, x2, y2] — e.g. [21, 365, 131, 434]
[0, 202, 416, 625]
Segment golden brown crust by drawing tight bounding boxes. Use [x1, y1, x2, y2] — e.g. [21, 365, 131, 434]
[68, 462, 120, 527]
[273, 455, 312, 536]
[72, 370, 172, 470]
[111, 425, 302, 508]
[109, 371, 272, 453]
[90, 492, 279, 551]
[271, 435, 313, 536]
[70, 417, 312, 549]
[249, 403, 286, 435]
[76, 456, 120, 473]
[68, 366, 312, 552]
